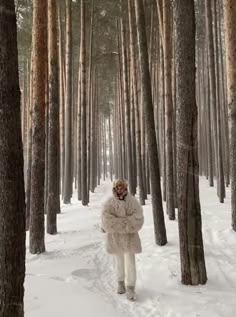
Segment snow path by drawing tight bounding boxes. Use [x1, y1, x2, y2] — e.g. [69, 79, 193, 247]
[25, 179, 236, 317]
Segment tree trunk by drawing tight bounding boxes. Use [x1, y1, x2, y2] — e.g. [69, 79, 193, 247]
[218, 2, 230, 187]
[134, 0, 167, 246]
[163, 0, 175, 220]
[141, 85, 147, 199]
[223, 0, 236, 230]
[80, 0, 88, 205]
[90, 68, 96, 192]
[26, 53, 33, 231]
[58, 3, 65, 198]
[117, 21, 127, 180]
[64, 0, 72, 204]
[212, 0, 225, 202]
[108, 113, 114, 180]
[77, 67, 82, 200]
[120, 4, 135, 195]
[128, 0, 145, 204]
[29, 0, 47, 254]
[44, 68, 49, 214]
[46, 0, 59, 234]
[87, 1, 94, 200]
[205, 47, 214, 187]
[205, 0, 224, 202]
[97, 113, 102, 185]
[94, 70, 99, 186]
[174, 0, 207, 285]
[130, 88, 137, 193]
[0, 1, 26, 315]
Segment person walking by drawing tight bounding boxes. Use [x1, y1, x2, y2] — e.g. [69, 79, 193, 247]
[101, 179, 144, 301]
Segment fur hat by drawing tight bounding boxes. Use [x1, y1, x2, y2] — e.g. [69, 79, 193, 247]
[112, 179, 128, 189]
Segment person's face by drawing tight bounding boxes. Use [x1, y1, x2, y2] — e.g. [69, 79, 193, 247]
[115, 185, 125, 195]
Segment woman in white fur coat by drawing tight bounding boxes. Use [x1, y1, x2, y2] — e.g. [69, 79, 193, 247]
[101, 179, 144, 301]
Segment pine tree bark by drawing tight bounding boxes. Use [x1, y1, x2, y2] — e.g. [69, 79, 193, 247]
[77, 67, 82, 200]
[97, 113, 102, 185]
[64, 0, 72, 204]
[141, 86, 147, 199]
[0, 1, 26, 315]
[223, 0, 236, 230]
[90, 69, 96, 192]
[205, 48, 214, 187]
[205, 0, 224, 202]
[26, 54, 33, 231]
[46, 0, 59, 234]
[108, 112, 114, 180]
[94, 71, 99, 186]
[44, 69, 49, 214]
[128, 0, 145, 205]
[163, 0, 175, 219]
[113, 86, 119, 178]
[87, 1, 94, 199]
[174, 0, 207, 285]
[212, 0, 225, 202]
[134, 0, 167, 246]
[29, 0, 47, 254]
[103, 117, 107, 181]
[58, 3, 65, 198]
[80, 0, 88, 205]
[218, 3, 230, 187]
[120, 9, 135, 194]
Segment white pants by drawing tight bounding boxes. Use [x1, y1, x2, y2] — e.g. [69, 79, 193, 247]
[114, 253, 136, 287]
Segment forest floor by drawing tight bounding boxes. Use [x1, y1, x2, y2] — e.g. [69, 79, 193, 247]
[25, 178, 236, 317]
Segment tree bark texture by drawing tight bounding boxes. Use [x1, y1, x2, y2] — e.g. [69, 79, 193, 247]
[29, 0, 47, 254]
[46, 0, 60, 234]
[0, 1, 26, 315]
[223, 0, 236, 231]
[174, 0, 207, 285]
[134, 0, 167, 246]
[63, 0, 72, 204]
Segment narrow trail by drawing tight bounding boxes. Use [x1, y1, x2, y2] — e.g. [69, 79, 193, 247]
[25, 179, 236, 317]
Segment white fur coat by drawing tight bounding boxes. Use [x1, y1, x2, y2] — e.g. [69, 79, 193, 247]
[101, 194, 144, 254]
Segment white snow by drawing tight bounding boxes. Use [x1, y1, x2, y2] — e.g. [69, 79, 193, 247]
[25, 178, 236, 317]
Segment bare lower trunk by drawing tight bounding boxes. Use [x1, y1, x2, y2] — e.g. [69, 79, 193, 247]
[29, 0, 47, 254]
[223, 0, 236, 230]
[58, 4, 65, 198]
[174, 0, 207, 285]
[205, 0, 224, 202]
[163, 0, 175, 219]
[134, 0, 167, 246]
[77, 68, 82, 200]
[0, 2, 26, 315]
[120, 4, 135, 194]
[128, 0, 145, 204]
[26, 55, 33, 231]
[46, 0, 59, 234]
[80, 0, 88, 205]
[64, 0, 72, 204]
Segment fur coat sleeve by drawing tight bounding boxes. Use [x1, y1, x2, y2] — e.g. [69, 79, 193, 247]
[126, 196, 144, 233]
[101, 196, 144, 234]
[101, 199, 129, 233]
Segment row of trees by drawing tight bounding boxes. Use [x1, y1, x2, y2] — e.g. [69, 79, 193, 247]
[1, 0, 236, 315]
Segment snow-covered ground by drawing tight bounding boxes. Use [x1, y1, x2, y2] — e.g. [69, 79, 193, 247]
[25, 178, 236, 317]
